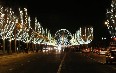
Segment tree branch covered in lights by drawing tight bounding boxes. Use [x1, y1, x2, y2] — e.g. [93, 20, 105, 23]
[4, 8, 16, 40]
[0, 3, 54, 53]
[0, 5, 5, 39]
[17, 8, 31, 43]
[70, 34, 80, 45]
[75, 27, 93, 44]
[105, 0, 116, 38]
[0, 6, 17, 41]
[33, 17, 45, 44]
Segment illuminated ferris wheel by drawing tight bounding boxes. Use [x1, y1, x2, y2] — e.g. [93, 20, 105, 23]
[54, 29, 72, 46]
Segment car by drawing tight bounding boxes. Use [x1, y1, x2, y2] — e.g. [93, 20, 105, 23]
[97, 48, 107, 55]
[93, 48, 99, 53]
[81, 48, 91, 53]
[106, 50, 116, 64]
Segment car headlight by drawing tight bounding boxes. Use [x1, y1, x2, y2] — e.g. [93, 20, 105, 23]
[111, 57, 114, 59]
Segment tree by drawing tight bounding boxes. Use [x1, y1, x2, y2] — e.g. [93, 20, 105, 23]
[105, 0, 116, 37]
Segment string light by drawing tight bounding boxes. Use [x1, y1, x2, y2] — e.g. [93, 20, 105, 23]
[105, 0, 116, 38]
[75, 27, 93, 44]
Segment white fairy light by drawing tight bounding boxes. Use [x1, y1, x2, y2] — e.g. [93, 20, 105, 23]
[75, 27, 93, 45]
[105, 0, 116, 37]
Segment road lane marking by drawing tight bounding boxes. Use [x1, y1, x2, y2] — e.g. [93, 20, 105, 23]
[107, 65, 116, 70]
[57, 53, 66, 73]
[27, 60, 30, 62]
[9, 68, 14, 71]
[82, 53, 106, 64]
[21, 64, 24, 66]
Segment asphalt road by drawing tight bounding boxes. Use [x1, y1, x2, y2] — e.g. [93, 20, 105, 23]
[1, 51, 116, 73]
[7, 52, 63, 73]
[60, 52, 116, 73]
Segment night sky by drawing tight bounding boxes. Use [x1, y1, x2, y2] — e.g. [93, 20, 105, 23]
[1, 0, 112, 41]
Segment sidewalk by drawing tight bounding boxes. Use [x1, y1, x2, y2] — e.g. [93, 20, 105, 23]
[0, 52, 38, 65]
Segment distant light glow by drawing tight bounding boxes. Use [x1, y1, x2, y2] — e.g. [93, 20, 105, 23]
[58, 45, 61, 50]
